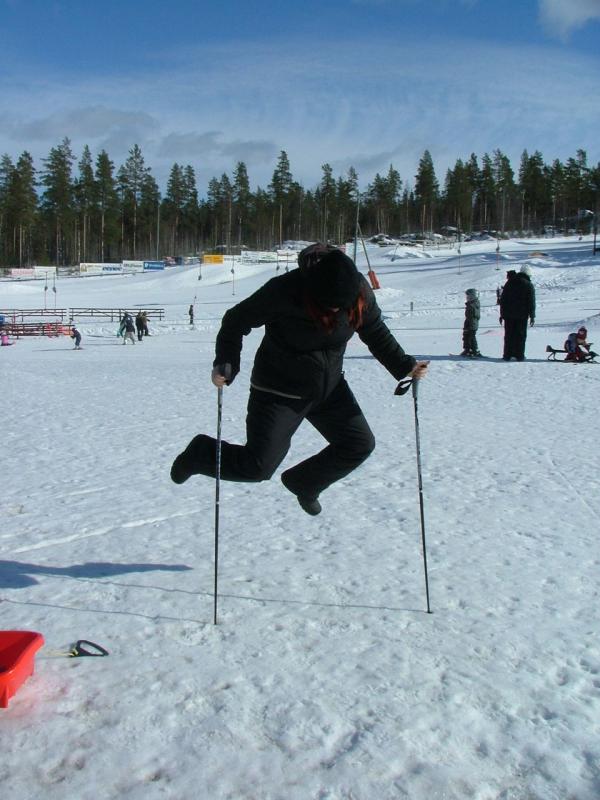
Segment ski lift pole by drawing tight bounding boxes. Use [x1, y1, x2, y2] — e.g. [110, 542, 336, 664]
[353, 191, 361, 263]
[411, 378, 432, 613]
[357, 222, 371, 270]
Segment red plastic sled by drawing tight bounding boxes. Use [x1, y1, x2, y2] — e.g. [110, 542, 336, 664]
[0, 631, 45, 708]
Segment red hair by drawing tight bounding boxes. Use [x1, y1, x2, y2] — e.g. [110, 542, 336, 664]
[305, 286, 366, 333]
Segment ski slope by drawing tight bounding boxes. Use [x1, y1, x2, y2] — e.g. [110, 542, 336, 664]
[1, 236, 599, 800]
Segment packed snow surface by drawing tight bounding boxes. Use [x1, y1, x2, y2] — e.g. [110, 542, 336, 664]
[1, 236, 599, 799]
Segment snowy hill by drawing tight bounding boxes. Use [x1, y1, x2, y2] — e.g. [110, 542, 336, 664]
[1, 236, 599, 800]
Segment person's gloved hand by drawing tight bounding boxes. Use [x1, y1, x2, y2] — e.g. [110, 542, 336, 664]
[211, 364, 233, 387]
[530, 318, 535, 327]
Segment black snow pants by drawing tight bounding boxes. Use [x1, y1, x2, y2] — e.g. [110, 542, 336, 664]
[503, 318, 528, 360]
[186, 376, 375, 499]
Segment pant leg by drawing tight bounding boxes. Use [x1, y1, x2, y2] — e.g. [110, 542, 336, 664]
[281, 377, 375, 498]
[504, 320, 516, 358]
[182, 389, 309, 482]
[513, 318, 528, 359]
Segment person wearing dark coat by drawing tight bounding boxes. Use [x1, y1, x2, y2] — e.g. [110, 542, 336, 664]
[499, 265, 535, 361]
[135, 311, 149, 341]
[120, 312, 136, 345]
[171, 244, 428, 515]
[461, 288, 481, 357]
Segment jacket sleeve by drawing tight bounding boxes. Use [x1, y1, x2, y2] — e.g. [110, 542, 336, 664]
[213, 279, 279, 378]
[528, 283, 536, 320]
[357, 283, 416, 380]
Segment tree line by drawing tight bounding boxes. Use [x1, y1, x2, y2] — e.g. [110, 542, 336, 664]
[0, 138, 598, 267]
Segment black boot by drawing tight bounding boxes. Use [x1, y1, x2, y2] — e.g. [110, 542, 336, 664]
[170, 435, 216, 484]
[281, 471, 322, 516]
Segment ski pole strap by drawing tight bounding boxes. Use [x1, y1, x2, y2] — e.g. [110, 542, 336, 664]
[70, 640, 109, 658]
[394, 378, 413, 396]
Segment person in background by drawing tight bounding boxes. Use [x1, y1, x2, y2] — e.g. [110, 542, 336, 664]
[564, 326, 595, 362]
[499, 265, 535, 361]
[70, 323, 82, 349]
[171, 243, 428, 516]
[135, 311, 148, 341]
[120, 312, 136, 345]
[461, 288, 481, 357]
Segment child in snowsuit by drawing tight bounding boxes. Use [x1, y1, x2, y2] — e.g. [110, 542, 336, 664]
[461, 288, 481, 357]
[70, 323, 82, 349]
[564, 326, 595, 362]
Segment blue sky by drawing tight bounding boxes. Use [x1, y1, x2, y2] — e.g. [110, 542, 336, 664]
[1, 0, 599, 194]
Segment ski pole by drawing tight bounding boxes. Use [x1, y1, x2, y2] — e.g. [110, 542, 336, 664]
[213, 364, 231, 625]
[213, 383, 223, 625]
[394, 377, 432, 613]
[411, 378, 432, 614]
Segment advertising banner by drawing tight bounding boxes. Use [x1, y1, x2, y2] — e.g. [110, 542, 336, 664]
[203, 255, 224, 264]
[143, 261, 165, 271]
[122, 260, 145, 272]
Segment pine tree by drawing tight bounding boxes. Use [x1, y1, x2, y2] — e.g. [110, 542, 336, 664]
[0, 154, 15, 264]
[269, 151, 293, 246]
[318, 163, 336, 243]
[41, 137, 76, 265]
[233, 161, 251, 248]
[165, 163, 186, 255]
[492, 149, 515, 233]
[414, 150, 439, 234]
[75, 145, 96, 262]
[95, 150, 119, 262]
[117, 144, 150, 258]
[139, 173, 160, 258]
[5, 153, 38, 266]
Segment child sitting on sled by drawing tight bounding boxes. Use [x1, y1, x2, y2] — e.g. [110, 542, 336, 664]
[565, 326, 595, 362]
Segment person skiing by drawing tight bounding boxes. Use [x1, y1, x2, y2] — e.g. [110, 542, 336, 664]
[171, 244, 428, 515]
[120, 312, 136, 345]
[564, 326, 595, 362]
[70, 322, 82, 349]
[461, 288, 481, 357]
[499, 265, 535, 361]
[189, 304, 194, 326]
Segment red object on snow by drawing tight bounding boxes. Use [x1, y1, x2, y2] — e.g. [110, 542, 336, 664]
[0, 631, 45, 708]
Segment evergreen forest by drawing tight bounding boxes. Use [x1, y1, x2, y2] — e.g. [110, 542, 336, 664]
[0, 139, 598, 266]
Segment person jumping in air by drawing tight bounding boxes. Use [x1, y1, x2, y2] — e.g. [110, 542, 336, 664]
[461, 288, 481, 357]
[171, 244, 428, 515]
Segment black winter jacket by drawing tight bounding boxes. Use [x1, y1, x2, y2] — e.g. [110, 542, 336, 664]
[214, 270, 416, 401]
[500, 273, 536, 321]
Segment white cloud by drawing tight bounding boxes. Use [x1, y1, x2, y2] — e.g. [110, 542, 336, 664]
[0, 36, 599, 191]
[539, 0, 600, 38]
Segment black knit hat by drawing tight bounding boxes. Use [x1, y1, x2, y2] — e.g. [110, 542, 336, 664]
[305, 249, 361, 309]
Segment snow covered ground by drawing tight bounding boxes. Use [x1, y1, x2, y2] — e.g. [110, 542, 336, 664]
[1, 236, 599, 800]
